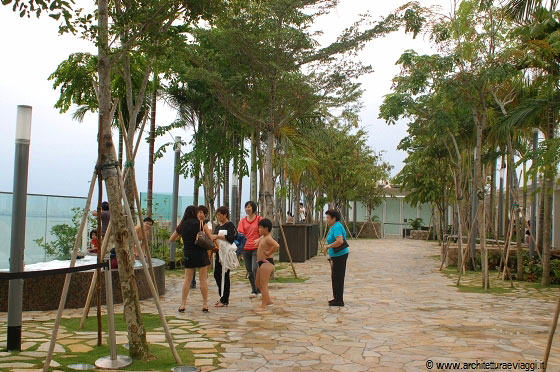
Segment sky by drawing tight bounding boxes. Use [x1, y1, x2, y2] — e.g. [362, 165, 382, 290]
[0, 0, 450, 203]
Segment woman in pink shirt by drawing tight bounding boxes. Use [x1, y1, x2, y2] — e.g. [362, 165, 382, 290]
[237, 201, 262, 297]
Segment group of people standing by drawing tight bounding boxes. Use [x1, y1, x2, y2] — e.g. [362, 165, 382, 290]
[169, 200, 350, 312]
[169, 201, 278, 313]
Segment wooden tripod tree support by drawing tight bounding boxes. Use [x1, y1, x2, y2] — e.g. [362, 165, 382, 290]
[439, 235, 452, 271]
[341, 216, 356, 240]
[457, 206, 481, 286]
[43, 171, 97, 371]
[119, 118, 158, 292]
[80, 119, 153, 327]
[81, 222, 113, 329]
[425, 209, 435, 242]
[355, 215, 380, 239]
[116, 166, 181, 364]
[276, 212, 298, 279]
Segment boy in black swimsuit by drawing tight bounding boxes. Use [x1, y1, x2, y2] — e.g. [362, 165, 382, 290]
[254, 218, 279, 312]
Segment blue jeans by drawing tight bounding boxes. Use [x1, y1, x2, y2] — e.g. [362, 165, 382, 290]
[243, 250, 259, 294]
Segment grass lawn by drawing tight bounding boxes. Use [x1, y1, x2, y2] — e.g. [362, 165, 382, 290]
[54, 343, 195, 371]
[4, 313, 206, 371]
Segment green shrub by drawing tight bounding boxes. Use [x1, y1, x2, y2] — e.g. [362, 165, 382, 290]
[408, 218, 423, 230]
[35, 207, 96, 260]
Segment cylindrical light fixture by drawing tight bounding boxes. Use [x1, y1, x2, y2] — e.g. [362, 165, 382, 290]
[8, 105, 32, 351]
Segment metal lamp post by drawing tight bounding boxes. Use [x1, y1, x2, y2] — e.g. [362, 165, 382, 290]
[7, 105, 32, 351]
[170, 136, 181, 270]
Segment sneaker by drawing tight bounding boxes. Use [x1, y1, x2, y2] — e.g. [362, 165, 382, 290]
[257, 293, 262, 299]
[249, 292, 256, 298]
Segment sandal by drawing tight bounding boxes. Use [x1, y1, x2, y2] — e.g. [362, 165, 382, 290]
[202, 307, 209, 313]
[178, 306, 185, 313]
[214, 302, 228, 307]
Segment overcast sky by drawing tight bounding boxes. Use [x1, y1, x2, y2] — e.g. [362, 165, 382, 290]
[0, 0, 449, 202]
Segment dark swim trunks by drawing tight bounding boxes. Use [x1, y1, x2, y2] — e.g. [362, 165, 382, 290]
[258, 257, 274, 268]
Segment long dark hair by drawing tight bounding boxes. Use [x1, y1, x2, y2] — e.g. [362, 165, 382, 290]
[179, 205, 197, 227]
[177, 205, 197, 231]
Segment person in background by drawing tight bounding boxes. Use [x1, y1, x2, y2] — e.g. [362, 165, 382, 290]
[92, 201, 110, 237]
[324, 209, 348, 307]
[170, 205, 213, 313]
[525, 220, 531, 244]
[134, 217, 154, 259]
[211, 206, 236, 307]
[238, 201, 262, 298]
[287, 212, 294, 224]
[299, 202, 306, 223]
[88, 230, 98, 255]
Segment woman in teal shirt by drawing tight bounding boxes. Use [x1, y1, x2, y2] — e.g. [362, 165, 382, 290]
[324, 209, 348, 306]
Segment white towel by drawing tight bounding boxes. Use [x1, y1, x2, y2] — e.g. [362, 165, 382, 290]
[217, 230, 239, 296]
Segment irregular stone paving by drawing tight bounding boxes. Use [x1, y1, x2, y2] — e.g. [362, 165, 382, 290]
[1, 238, 560, 371]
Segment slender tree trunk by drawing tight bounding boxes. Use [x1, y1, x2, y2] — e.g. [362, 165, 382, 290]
[203, 158, 216, 221]
[505, 155, 511, 244]
[260, 131, 275, 220]
[474, 107, 488, 289]
[538, 181, 544, 255]
[518, 162, 528, 280]
[250, 130, 258, 203]
[294, 182, 300, 223]
[305, 189, 314, 224]
[224, 159, 230, 209]
[193, 168, 200, 206]
[542, 107, 555, 285]
[489, 158, 496, 237]
[147, 80, 156, 218]
[118, 124, 124, 169]
[237, 172, 243, 225]
[98, 0, 148, 359]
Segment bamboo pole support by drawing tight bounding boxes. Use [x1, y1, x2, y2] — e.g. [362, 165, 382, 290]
[80, 222, 113, 328]
[43, 171, 97, 371]
[341, 216, 355, 240]
[276, 212, 298, 279]
[116, 167, 181, 364]
[457, 205, 480, 286]
[119, 117, 158, 292]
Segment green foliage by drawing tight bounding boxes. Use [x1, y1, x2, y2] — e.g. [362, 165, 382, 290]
[150, 221, 183, 269]
[34, 207, 96, 260]
[408, 217, 423, 230]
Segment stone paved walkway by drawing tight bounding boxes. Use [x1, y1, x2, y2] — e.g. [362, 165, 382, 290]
[1, 238, 560, 371]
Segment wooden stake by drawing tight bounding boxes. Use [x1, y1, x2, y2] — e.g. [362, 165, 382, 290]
[80, 222, 112, 328]
[276, 212, 298, 278]
[341, 216, 355, 240]
[457, 205, 480, 286]
[119, 117, 158, 292]
[116, 167, 181, 364]
[440, 235, 452, 271]
[43, 171, 97, 371]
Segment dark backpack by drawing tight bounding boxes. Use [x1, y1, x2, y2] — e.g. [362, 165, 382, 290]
[234, 232, 247, 255]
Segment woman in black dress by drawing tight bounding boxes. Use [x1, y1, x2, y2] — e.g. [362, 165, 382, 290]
[170, 205, 213, 312]
[211, 206, 237, 307]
